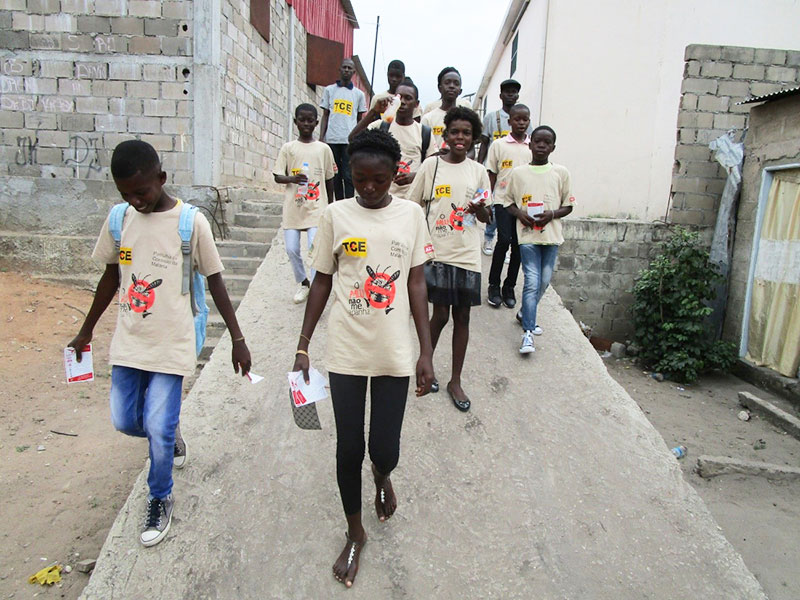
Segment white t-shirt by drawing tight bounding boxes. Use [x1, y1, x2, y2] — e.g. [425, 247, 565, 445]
[273, 140, 336, 229]
[368, 119, 435, 197]
[421, 97, 472, 115]
[92, 200, 224, 377]
[407, 156, 491, 273]
[311, 198, 434, 377]
[421, 108, 447, 153]
[506, 163, 575, 245]
[485, 134, 532, 207]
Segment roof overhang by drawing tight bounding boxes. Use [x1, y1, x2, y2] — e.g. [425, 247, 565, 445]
[340, 0, 359, 29]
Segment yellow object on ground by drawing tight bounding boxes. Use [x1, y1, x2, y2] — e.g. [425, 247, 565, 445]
[28, 564, 62, 585]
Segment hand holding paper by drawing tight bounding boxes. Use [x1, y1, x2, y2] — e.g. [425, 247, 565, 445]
[287, 367, 328, 407]
[64, 345, 94, 384]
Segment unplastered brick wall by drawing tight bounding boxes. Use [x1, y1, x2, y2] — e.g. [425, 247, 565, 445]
[669, 44, 800, 227]
[0, 0, 195, 184]
[219, 0, 322, 186]
[551, 219, 712, 342]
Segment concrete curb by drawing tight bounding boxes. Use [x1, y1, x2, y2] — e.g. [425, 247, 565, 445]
[738, 390, 800, 441]
[697, 455, 800, 482]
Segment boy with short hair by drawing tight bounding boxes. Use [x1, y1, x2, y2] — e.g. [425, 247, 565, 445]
[350, 78, 433, 197]
[506, 125, 575, 354]
[486, 104, 533, 310]
[369, 59, 422, 121]
[320, 58, 367, 199]
[421, 67, 463, 153]
[68, 140, 251, 547]
[274, 103, 336, 304]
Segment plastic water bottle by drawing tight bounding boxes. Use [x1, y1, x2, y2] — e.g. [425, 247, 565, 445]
[670, 445, 687, 459]
[296, 162, 310, 198]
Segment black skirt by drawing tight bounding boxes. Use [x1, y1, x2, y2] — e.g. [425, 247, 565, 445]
[424, 261, 481, 307]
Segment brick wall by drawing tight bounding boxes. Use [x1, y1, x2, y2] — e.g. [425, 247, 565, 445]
[0, 0, 195, 184]
[552, 219, 712, 342]
[669, 44, 800, 227]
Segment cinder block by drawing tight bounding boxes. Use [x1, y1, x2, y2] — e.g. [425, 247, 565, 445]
[162, 1, 191, 18]
[108, 62, 141, 80]
[24, 112, 56, 130]
[697, 94, 730, 112]
[765, 66, 797, 82]
[682, 192, 718, 211]
[671, 177, 704, 193]
[127, 80, 158, 98]
[95, 113, 127, 131]
[128, 115, 160, 133]
[94, 0, 126, 16]
[128, 36, 160, 54]
[75, 95, 109, 113]
[685, 161, 723, 178]
[161, 82, 187, 99]
[138, 133, 172, 151]
[787, 51, 800, 67]
[128, 0, 160, 17]
[695, 128, 729, 144]
[732, 64, 765, 80]
[74, 62, 108, 79]
[669, 209, 706, 226]
[161, 37, 191, 56]
[176, 99, 191, 117]
[678, 128, 696, 144]
[713, 113, 746, 130]
[76, 15, 111, 32]
[0, 31, 30, 49]
[721, 46, 755, 63]
[0, 111, 24, 128]
[754, 49, 787, 65]
[60, 32, 92, 51]
[35, 129, 69, 146]
[60, 113, 94, 131]
[749, 82, 784, 97]
[162, 151, 191, 170]
[24, 76, 57, 94]
[161, 117, 190, 134]
[60, 0, 91, 13]
[93, 34, 126, 53]
[0, 0, 27, 8]
[143, 64, 176, 81]
[717, 80, 751, 97]
[92, 79, 125, 96]
[44, 13, 75, 32]
[171, 169, 193, 185]
[680, 93, 697, 110]
[685, 45, 722, 61]
[13, 12, 44, 30]
[58, 78, 91, 95]
[109, 97, 143, 115]
[110, 16, 143, 35]
[144, 17, 178, 36]
[35, 146, 63, 164]
[681, 78, 718, 95]
[700, 61, 733, 79]
[28, 0, 61, 13]
[684, 60, 701, 77]
[143, 98, 176, 116]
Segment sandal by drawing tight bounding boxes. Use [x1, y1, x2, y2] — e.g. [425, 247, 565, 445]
[430, 378, 439, 393]
[333, 532, 366, 588]
[447, 382, 471, 412]
[372, 463, 396, 522]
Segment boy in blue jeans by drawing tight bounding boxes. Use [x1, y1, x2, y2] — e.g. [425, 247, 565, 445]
[506, 126, 575, 354]
[68, 140, 251, 546]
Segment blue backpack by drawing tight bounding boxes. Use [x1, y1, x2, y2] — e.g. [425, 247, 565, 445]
[107, 202, 209, 357]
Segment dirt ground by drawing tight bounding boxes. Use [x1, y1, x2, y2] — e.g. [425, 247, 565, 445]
[0, 271, 798, 599]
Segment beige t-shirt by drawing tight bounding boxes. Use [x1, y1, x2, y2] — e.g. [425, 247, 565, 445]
[486, 134, 532, 207]
[407, 156, 491, 273]
[506, 163, 575, 245]
[421, 108, 447, 153]
[92, 200, 224, 377]
[370, 90, 423, 119]
[311, 198, 434, 377]
[273, 140, 336, 230]
[367, 119, 434, 197]
[422, 96, 472, 115]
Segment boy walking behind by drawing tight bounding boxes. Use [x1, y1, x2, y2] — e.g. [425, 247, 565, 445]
[68, 140, 251, 547]
[506, 126, 575, 354]
[486, 104, 532, 310]
[369, 59, 422, 121]
[320, 58, 367, 199]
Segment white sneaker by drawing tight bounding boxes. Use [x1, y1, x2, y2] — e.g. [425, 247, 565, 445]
[532, 325, 543, 336]
[173, 435, 186, 470]
[519, 331, 535, 354]
[504, 249, 511, 264]
[293, 285, 310, 304]
[482, 240, 494, 256]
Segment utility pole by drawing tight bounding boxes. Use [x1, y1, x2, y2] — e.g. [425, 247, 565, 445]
[369, 15, 380, 97]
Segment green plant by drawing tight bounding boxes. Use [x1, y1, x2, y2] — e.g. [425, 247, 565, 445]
[632, 227, 736, 382]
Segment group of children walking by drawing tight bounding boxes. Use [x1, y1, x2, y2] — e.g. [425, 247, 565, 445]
[66, 56, 574, 589]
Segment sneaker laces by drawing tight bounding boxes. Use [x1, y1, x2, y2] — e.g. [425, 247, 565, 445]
[145, 498, 163, 529]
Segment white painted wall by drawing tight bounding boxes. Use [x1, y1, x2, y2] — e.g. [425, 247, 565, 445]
[480, 0, 800, 220]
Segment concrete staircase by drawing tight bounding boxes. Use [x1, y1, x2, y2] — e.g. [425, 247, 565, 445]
[202, 194, 283, 362]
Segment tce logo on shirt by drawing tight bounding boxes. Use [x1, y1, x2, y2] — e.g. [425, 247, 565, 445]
[522, 194, 532, 204]
[119, 247, 132, 264]
[342, 238, 367, 257]
[291, 168, 302, 175]
[435, 185, 451, 198]
[432, 126, 444, 136]
[493, 130, 510, 140]
[501, 159, 513, 169]
[333, 99, 353, 115]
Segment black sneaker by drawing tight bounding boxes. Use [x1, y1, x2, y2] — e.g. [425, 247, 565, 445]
[501, 287, 516, 309]
[140, 494, 174, 547]
[487, 285, 502, 308]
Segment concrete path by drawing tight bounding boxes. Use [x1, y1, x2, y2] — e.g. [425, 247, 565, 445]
[81, 238, 766, 599]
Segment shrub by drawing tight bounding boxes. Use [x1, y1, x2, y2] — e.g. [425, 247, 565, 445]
[632, 227, 736, 382]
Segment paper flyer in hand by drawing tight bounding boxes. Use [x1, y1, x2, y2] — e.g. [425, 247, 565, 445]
[64, 344, 94, 384]
[287, 367, 328, 407]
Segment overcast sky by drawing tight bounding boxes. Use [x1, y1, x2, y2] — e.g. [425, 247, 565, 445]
[349, 0, 508, 106]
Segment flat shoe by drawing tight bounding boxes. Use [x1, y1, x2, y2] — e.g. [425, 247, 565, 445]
[447, 383, 471, 412]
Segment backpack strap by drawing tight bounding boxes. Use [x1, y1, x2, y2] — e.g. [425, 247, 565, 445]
[178, 202, 198, 298]
[496, 110, 502, 139]
[421, 124, 431, 159]
[379, 120, 390, 133]
[108, 203, 129, 259]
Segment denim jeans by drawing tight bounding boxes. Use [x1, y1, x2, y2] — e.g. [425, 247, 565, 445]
[110, 366, 183, 500]
[484, 205, 497, 241]
[488, 205, 521, 289]
[328, 143, 353, 200]
[519, 244, 559, 331]
[284, 227, 317, 283]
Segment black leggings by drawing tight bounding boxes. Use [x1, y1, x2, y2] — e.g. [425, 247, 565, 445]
[329, 372, 409, 516]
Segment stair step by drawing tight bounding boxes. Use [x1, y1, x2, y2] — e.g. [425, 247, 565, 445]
[209, 294, 242, 315]
[215, 240, 270, 258]
[210, 273, 252, 296]
[221, 255, 264, 275]
[207, 314, 226, 335]
[227, 226, 279, 243]
[234, 212, 283, 229]
[240, 200, 284, 216]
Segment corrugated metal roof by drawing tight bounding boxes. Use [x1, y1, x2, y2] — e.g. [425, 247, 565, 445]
[736, 85, 800, 105]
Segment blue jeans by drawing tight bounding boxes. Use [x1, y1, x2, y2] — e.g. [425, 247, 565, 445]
[484, 205, 497, 241]
[110, 366, 183, 499]
[519, 244, 559, 331]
